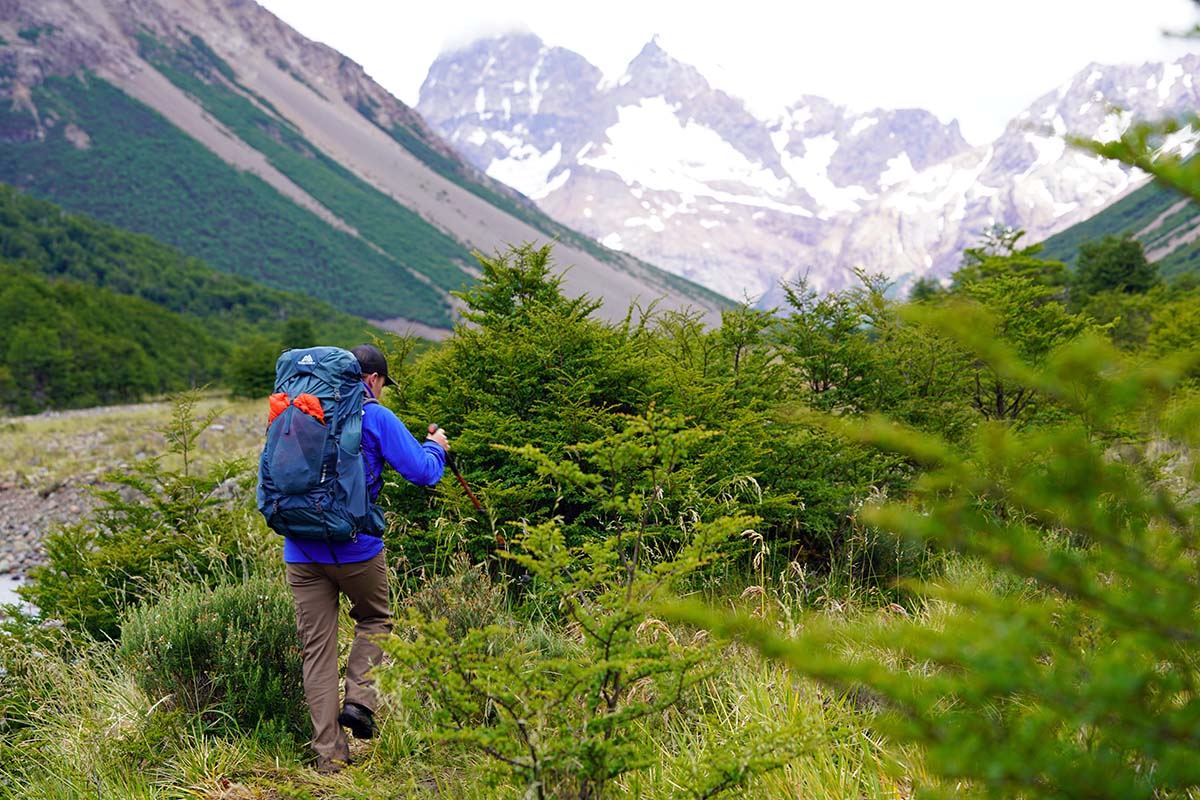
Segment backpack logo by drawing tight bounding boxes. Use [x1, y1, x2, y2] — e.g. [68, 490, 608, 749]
[298, 354, 315, 366]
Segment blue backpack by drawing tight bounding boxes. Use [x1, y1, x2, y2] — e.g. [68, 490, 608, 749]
[256, 346, 384, 544]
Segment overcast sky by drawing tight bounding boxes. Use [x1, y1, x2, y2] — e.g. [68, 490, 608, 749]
[256, 0, 1199, 145]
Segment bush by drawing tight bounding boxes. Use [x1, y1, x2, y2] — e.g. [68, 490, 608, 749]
[377, 410, 801, 799]
[401, 550, 509, 643]
[118, 574, 306, 737]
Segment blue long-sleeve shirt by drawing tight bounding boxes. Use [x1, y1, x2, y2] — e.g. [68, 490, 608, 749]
[284, 383, 445, 563]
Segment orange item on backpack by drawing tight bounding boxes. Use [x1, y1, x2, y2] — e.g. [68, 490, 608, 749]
[293, 393, 326, 424]
[268, 392, 327, 426]
[268, 392, 290, 425]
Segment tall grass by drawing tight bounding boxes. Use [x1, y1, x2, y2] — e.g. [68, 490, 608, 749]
[1, 558, 939, 798]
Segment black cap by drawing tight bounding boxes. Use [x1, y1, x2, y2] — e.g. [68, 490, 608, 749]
[351, 344, 398, 388]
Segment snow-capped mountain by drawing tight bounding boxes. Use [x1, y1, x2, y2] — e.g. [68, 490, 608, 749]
[418, 33, 1200, 302]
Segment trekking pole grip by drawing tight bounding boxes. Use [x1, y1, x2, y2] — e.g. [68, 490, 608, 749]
[429, 423, 483, 512]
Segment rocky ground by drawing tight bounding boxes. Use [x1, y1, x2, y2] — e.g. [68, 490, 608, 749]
[0, 479, 99, 579]
[0, 397, 262, 594]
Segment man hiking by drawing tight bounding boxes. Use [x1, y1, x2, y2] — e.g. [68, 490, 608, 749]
[284, 343, 449, 774]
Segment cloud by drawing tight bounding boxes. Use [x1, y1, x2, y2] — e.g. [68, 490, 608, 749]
[258, 0, 1199, 146]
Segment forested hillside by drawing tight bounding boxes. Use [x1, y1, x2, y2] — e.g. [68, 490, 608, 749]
[0, 74, 460, 327]
[0, 185, 377, 412]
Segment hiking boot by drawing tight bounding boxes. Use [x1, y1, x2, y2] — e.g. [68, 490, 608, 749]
[337, 702, 376, 739]
[316, 757, 348, 774]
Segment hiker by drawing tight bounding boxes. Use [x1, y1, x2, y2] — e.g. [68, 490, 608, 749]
[284, 343, 449, 774]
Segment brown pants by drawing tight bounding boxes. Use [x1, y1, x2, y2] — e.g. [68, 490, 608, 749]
[286, 552, 391, 766]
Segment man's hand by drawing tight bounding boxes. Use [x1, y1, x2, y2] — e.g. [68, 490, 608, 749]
[426, 423, 450, 453]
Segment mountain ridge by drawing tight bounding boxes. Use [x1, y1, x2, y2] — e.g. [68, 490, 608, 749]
[418, 33, 1199, 302]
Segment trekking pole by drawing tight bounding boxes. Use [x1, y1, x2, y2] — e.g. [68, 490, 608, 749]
[429, 423, 484, 511]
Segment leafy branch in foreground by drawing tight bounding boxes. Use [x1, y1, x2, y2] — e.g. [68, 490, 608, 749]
[666, 318, 1200, 799]
[1071, 116, 1200, 204]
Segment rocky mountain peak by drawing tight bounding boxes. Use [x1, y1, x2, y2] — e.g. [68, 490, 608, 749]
[617, 36, 713, 102]
[419, 37, 1198, 303]
[420, 31, 604, 123]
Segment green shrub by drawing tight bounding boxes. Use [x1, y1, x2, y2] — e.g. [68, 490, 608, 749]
[118, 574, 305, 737]
[378, 410, 803, 799]
[385, 244, 912, 579]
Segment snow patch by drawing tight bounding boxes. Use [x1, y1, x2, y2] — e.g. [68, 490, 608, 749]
[529, 59, 544, 114]
[778, 132, 873, 216]
[474, 87, 486, 115]
[625, 215, 666, 233]
[849, 116, 878, 137]
[467, 129, 487, 146]
[879, 152, 916, 189]
[490, 130, 522, 150]
[581, 97, 814, 216]
[699, 218, 722, 229]
[601, 232, 624, 250]
[543, 168, 571, 196]
[1024, 132, 1066, 172]
[886, 146, 995, 220]
[1159, 62, 1183, 101]
[486, 141, 565, 200]
[1162, 124, 1200, 158]
[1094, 108, 1132, 143]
